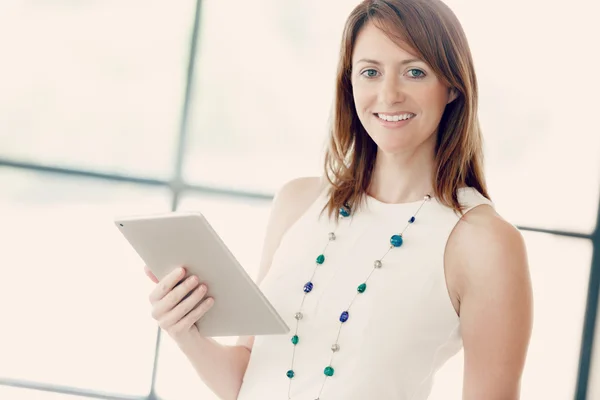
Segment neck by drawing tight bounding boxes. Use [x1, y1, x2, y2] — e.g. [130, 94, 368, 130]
[367, 147, 435, 204]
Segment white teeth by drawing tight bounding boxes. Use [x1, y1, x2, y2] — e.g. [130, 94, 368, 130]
[377, 113, 414, 122]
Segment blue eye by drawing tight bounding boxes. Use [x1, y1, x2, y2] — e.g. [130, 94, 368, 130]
[408, 69, 426, 79]
[361, 69, 379, 78]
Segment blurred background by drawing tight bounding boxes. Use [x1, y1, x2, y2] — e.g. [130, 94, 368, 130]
[0, 0, 598, 399]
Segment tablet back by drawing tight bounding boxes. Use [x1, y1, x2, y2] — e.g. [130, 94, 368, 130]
[114, 212, 289, 337]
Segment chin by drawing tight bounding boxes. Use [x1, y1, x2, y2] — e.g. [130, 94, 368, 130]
[367, 125, 436, 156]
[375, 145, 411, 156]
[369, 131, 415, 154]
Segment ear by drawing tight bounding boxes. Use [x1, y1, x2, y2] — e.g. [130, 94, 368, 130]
[447, 88, 459, 104]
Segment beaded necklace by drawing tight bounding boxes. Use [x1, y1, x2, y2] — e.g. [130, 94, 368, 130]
[286, 193, 432, 400]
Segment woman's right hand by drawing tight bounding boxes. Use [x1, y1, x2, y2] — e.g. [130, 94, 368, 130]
[145, 265, 215, 343]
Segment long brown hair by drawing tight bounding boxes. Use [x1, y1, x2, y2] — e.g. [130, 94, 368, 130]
[322, 0, 490, 220]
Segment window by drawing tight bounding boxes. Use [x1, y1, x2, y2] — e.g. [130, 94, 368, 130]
[0, 168, 170, 395]
[448, 0, 600, 234]
[182, 0, 359, 194]
[0, 0, 196, 179]
[590, 313, 600, 398]
[0, 386, 100, 400]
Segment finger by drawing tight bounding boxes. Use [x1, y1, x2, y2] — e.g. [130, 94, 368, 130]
[152, 275, 200, 318]
[160, 283, 208, 327]
[149, 266, 186, 303]
[173, 296, 215, 333]
[144, 266, 159, 284]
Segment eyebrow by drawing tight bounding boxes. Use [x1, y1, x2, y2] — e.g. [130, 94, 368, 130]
[354, 58, 423, 66]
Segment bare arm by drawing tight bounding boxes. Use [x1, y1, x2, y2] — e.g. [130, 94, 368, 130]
[161, 176, 324, 399]
[175, 335, 251, 400]
[446, 205, 533, 400]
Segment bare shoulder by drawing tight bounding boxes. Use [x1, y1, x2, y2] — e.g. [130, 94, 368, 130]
[446, 204, 534, 399]
[269, 176, 326, 235]
[448, 204, 530, 298]
[257, 176, 325, 284]
[236, 176, 324, 352]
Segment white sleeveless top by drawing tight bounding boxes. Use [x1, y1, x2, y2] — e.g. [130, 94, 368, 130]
[237, 186, 493, 400]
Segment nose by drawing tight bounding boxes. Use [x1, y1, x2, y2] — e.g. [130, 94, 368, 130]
[379, 74, 406, 106]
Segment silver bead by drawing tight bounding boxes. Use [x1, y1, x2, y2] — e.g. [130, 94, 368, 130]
[424, 194, 431, 201]
[294, 312, 303, 320]
[328, 232, 336, 241]
[331, 343, 340, 352]
[374, 260, 382, 268]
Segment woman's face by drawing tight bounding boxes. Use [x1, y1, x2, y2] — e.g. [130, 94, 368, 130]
[351, 22, 457, 155]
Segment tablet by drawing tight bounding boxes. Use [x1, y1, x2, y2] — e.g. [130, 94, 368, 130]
[114, 211, 289, 337]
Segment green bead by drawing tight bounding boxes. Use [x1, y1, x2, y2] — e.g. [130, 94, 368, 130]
[287, 369, 295, 379]
[324, 366, 335, 377]
[357, 283, 367, 293]
[390, 234, 403, 247]
[316, 254, 325, 264]
[291, 335, 299, 345]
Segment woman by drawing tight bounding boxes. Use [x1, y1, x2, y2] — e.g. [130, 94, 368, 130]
[145, 0, 533, 399]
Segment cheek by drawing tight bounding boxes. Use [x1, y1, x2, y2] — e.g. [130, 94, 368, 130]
[421, 86, 450, 113]
[352, 83, 374, 113]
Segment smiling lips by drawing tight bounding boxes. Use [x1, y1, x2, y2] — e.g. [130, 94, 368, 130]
[376, 112, 416, 122]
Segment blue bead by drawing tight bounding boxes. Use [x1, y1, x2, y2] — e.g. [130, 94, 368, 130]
[304, 282, 314, 293]
[409, 216, 415, 223]
[339, 207, 350, 217]
[390, 234, 403, 247]
[340, 311, 349, 323]
[286, 369, 295, 379]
